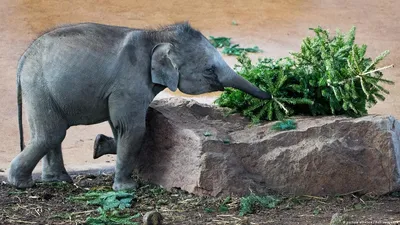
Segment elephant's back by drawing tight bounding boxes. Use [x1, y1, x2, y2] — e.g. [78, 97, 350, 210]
[18, 23, 134, 125]
[19, 23, 136, 81]
[18, 23, 134, 78]
[41, 23, 132, 54]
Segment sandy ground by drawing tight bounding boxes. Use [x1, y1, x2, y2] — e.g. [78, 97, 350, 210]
[0, 0, 399, 177]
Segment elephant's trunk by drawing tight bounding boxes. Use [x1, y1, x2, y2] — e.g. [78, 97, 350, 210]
[219, 70, 271, 100]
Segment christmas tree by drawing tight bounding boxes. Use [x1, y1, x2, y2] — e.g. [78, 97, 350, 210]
[215, 26, 394, 125]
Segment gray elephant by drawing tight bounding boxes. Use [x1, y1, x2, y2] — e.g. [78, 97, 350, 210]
[9, 22, 271, 191]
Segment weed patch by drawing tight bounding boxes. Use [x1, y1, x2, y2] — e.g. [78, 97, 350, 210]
[239, 193, 281, 216]
[271, 119, 297, 131]
[209, 36, 262, 56]
[69, 190, 138, 225]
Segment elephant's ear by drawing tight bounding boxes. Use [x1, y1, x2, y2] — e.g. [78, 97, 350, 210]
[151, 43, 179, 92]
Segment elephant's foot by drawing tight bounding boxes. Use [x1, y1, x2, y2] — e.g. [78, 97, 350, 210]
[41, 171, 73, 183]
[112, 178, 138, 191]
[8, 167, 34, 189]
[93, 134, 117, 159]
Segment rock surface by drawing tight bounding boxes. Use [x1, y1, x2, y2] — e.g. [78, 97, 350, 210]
[137, 97, 400, 197]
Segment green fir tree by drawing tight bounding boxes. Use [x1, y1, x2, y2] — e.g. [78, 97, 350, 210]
[215, 26, 394, 123]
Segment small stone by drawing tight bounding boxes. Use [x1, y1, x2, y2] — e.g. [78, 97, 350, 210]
[330, 213, 349, 225]
[143, 211, 163, 225]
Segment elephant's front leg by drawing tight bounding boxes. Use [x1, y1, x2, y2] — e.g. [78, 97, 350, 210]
[109, 99, 148, 191]
[112, 123, 145, 191]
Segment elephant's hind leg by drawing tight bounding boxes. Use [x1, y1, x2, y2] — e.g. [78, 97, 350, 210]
[8, 98, 68, 188]
[93, 120, 117, 159]
[93, 134, 116, 159]
[41, 144, 72, 183]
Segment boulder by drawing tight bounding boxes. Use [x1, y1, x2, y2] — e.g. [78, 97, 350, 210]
[137, 97, 400, 197]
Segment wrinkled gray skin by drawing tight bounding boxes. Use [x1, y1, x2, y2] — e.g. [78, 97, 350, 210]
[9, 22, 271, 191]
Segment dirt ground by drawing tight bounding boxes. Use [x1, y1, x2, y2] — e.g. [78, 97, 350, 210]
[1, 174, 400, 225]
[1, 0, 400, 224]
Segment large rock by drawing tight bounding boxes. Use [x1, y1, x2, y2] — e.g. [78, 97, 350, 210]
[137, 97, 400, 197]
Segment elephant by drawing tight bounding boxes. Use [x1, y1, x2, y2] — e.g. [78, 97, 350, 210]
[9, 22, 271, 191]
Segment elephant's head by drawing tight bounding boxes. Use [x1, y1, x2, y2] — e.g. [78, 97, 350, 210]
[149, 22, 271, 100]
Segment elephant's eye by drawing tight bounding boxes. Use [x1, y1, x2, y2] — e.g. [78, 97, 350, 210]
[205, 66, 215, 75]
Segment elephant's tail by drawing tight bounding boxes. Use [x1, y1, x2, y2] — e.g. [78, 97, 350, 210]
[17, 55, 25, 152]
